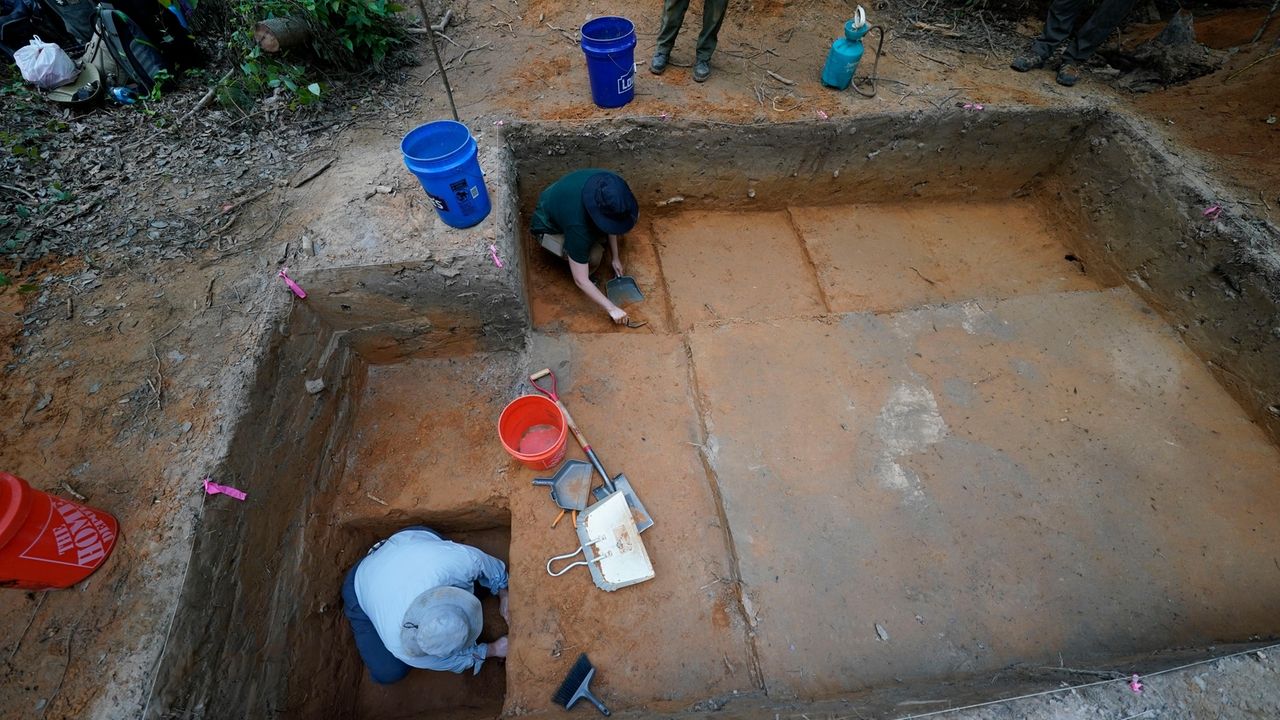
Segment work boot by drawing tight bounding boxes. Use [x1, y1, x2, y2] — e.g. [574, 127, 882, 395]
[1056, 62, 1082, 86]
[1009, 54, 1046, 72]
[650, 50, 669, 75]
[693, 59, 711, 82]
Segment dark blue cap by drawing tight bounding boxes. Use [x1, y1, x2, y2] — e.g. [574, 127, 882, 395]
[581, 172, 639, 235]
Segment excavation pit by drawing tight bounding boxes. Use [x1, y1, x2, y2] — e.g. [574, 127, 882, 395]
[149, 110, 1280, 719]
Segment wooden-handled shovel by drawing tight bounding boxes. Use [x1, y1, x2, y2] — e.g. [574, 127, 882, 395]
[529, 368, 654, 533]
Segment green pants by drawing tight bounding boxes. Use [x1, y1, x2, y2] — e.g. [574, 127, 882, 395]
[656, 0, 728, 62]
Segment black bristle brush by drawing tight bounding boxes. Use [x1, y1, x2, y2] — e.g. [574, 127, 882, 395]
[551, 653, 611, 716]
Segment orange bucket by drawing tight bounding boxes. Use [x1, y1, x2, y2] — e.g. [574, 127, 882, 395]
[498, 395, 568, 470]
[0, 472, 119, 590]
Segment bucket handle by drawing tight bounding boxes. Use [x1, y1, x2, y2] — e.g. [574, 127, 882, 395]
[547, 546, 606, 576]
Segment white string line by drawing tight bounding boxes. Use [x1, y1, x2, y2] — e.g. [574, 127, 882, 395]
[891, 642, 1280, 720]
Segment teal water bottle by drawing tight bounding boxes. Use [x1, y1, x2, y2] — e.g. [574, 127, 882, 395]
[821, 6, 870, 90]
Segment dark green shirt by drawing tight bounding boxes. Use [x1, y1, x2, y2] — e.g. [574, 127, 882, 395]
[530, 169, 606, 264]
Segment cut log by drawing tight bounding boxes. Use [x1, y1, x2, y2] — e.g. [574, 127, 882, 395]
[254, 17, 311, 53]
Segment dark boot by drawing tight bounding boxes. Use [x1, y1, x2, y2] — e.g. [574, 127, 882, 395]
[1010, 54, 1046, 72]
[1056, 62, 1082, 86]
[650, 50, 670, 75]
[693, 59, 711, 82]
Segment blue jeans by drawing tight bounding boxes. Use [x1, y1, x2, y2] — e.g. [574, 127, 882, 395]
[343, 526, 439, 685]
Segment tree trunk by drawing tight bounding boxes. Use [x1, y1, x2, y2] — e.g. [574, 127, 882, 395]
[254, 17, 311, 53]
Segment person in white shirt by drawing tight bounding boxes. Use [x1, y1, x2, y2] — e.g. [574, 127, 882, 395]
[342, 527, 510, 682]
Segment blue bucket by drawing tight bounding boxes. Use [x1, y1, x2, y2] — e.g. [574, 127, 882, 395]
[580, 16, 637, 109]
[401, 121, 491, 229]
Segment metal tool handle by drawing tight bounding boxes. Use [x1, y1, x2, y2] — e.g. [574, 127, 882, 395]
[529, 368, 559, 401]
[582, 689, 611, 716]
[546, 546, 603, 577]
[531, 479, 554, 487]
[530, 369, 616, 491]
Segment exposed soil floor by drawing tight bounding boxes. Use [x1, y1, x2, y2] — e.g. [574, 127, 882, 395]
[330, 199, 1280, 714]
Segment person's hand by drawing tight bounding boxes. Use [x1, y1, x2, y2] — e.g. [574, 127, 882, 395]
[612, 257, 625, 278]
[489, 636, 509, 658]
[608, 306, 629, 325]
[499, 588, 510, 623]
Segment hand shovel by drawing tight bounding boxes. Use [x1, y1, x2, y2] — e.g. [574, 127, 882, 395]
[533, 460, 593, 527]
[605, 274, 644, 307]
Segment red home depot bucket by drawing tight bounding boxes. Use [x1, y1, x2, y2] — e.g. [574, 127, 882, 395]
[0, 472, 119, 590]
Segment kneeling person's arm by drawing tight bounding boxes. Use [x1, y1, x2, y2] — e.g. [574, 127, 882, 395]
[405, 643, 490, 674]
[570, 260, 627, 324]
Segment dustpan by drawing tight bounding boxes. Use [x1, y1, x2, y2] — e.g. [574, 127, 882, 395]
[545, 492, 654, 591]
[605, 275, 644, 306]
[533, 460, 593, 511]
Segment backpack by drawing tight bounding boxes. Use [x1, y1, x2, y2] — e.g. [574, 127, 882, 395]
[95, 2, 168, 92]
[0, 0, 81, 59]
[93, 0, 198, 92]
[42, 0, 95, 46]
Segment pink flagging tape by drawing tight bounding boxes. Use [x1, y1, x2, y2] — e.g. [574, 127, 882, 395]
[278, 267, 307, 299]
[1129, 674, 1143, 693]
[203, 477, 247, 501]
[489, 244, 504, 268]
[1203, 205, 1222, 220]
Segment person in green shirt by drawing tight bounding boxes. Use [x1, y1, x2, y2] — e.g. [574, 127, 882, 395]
[530, 170, 640, 325]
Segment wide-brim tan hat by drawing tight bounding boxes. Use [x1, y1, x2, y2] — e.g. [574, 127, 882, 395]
[47, 63, 104, 108]
[400, 586, 482, 657]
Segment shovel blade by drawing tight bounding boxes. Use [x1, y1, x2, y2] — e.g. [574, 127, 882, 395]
[591, 473, 654, 533]
[605, 276, 645, 307]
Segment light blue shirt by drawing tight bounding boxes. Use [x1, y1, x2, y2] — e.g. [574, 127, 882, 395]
[353, 529, 508, 674]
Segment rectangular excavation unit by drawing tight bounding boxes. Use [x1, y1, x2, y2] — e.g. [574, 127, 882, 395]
[146, 109, 1280, 719]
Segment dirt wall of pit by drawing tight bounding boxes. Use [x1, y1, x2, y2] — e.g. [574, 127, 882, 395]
[505, 109, 1100, 215]
[284, 134, 529, 364]
[1042, 113, 1280, 443]
[144, 304, 368, 719]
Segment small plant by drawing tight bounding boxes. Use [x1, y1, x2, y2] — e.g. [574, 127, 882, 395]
[222, 0, 405, 109]
[304, 0, 406, 67]
[145, 69, 174, 102]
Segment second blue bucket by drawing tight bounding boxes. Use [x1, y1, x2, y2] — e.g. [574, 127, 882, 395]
[401, 120, 491, 229]
[580, 16, 636, 109]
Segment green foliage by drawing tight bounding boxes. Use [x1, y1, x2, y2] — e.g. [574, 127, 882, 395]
[145, 70, 174, 102]
[222, 0, 405, 109]
[303, 0, 407, 67]
[0, 231, 29, 254]
[0, 272, 10, 287]
[1, 119, 68, 162]
[0, 77, 35, 101]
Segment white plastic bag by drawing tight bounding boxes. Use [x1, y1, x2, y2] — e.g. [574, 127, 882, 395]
[14, 36, 78, 89]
